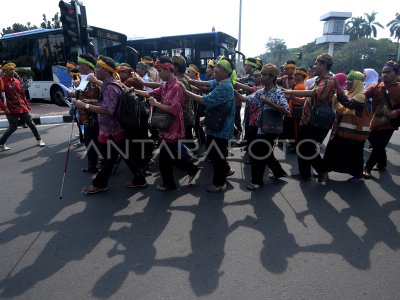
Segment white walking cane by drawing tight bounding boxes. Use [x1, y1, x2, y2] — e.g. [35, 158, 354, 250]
[59, 98, 75, 199]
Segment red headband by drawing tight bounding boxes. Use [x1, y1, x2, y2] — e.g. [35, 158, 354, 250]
[157, 63, 174, 70]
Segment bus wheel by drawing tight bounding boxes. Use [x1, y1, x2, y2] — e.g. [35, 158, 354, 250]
[51, 86, 66, 106]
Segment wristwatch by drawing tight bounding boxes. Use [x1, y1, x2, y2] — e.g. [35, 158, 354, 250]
[85, 103, 90, 110]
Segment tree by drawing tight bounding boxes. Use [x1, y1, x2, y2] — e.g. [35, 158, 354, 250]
[346, 16, 367, 40]
[387, 12, 400, 61]
[2, 22, 38, 35]
[363, 11, 384, 39]
[264, 38, 289, 66]
[1, 12, 60, 36]
[40, 12, 61, 29]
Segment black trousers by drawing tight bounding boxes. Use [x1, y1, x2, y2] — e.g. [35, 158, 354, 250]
[92, 137, 145, 189]
[83, 125, 99, 169]
[206, 135, 231, 186]
[297, 125, 330, 177]
[159, 141, 199, 189]
[0, 112, 41, 145]
[234, 105, 242, 133]
[250, 133, 286, 185]
[365, 129, 395, 171]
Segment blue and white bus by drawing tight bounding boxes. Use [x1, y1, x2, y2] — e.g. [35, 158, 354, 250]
[0, 26, 127, 105]
[127, 31, 238, 79]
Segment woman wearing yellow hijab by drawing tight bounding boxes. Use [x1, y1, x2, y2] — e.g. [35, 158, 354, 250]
[323, 70, 372, 183]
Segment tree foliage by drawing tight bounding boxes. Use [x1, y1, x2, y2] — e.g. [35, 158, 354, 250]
[1, 12, 60, 36]
[258, 11, 399, 73]
[346, 11, 384, 40]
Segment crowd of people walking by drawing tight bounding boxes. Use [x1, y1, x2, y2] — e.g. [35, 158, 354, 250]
[1, 52, 399, 194]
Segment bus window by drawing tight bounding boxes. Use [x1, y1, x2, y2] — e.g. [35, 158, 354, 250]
[48, 33, 65, 65]
[32, 38, 52, 81]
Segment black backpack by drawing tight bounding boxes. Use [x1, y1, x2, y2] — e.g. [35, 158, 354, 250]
[115, 85, 142, 132]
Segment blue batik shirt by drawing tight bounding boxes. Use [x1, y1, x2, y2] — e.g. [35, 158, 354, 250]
[202, 78, 235, 140]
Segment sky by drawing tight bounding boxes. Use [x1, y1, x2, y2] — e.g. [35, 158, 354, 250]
[0, 0, 398, 57]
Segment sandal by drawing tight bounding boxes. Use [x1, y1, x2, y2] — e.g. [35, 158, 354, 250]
[371, 165, 386, 172]
[363, 170, 371, 179]
[81, 185, 108, 194]
[268, 173, 287, 180]
[156, 185, 177, 191]
[206, 184, 227, 192]
[126, 181, 148, 188]
[246, 183, 262, 190]
[81, 167, 98, 174]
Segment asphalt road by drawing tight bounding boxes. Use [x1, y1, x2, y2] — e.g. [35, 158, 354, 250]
[0, 124, 399, 299]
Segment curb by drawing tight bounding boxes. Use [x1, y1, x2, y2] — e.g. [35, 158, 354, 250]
[0, 115, 73, 128]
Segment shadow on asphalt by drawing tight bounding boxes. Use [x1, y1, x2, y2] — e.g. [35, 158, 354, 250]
[0, 137, 399, 298]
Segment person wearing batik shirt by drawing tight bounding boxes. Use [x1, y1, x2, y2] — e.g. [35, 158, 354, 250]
[277, 60, 296, 90]
[362, 61, 400, 178]
[235, 57, 258, 139]
[283, 54, 340, 183]
[182, 57, 236, 192]
[236, 64, 289, 190]
[0, 62, 45, 151]
[234, 68, 263, 162]
[75, 56, 147, 194]
[283, 67, 308, 148]
[68, 53, 101, 173]
[135, 55, 200, 191]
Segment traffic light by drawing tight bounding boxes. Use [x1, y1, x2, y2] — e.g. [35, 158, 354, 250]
[58, 1, 80, 49]
[297, 52, 303, 60]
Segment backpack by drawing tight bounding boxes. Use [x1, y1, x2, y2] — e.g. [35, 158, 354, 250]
[111, 83, 142, 132]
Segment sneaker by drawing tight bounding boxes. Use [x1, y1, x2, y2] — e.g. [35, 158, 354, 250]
[37, 140, 45, 147]
[206, 184, 227, 192]
[0, 145, 10, 152]
[225, 168, 235, 177]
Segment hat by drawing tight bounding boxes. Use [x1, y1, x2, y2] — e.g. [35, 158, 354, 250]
[1, 62, 16, 70]
[171, 55, 186, 67]
[316, 53, 333, 66]
[261, 63, 279, 77]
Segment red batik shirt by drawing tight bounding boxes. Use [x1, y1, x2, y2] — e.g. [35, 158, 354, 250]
[0, 75, 30, 114]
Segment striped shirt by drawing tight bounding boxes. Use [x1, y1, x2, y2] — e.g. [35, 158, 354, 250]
[301, 74, 338, 126]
